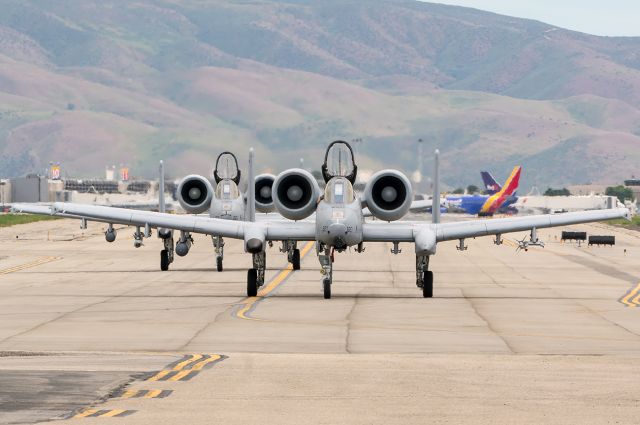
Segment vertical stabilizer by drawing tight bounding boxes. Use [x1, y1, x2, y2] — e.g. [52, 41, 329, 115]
[432, 149, 440, 224]
[159, 160, 166, 213]
[247, 148, 256, 222]
[480, 171, 501, 194]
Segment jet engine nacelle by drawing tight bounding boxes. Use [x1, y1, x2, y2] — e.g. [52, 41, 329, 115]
[272, 169, 321, 220]
[177, 175, 213, 214]
[255, 174, 276, 213]
[363, 170, 412, 221]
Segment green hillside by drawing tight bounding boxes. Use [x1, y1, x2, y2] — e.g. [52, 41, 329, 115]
[0, 0, 639, 189]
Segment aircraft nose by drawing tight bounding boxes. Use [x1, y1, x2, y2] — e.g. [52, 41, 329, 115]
[327, 222, 348, 250]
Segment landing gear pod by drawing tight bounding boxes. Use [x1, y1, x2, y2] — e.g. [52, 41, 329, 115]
[363, 170, 412, 221]
[177, 175, 213, 214]
[272, 169, 320, 220]
[255, 174, 276, 213]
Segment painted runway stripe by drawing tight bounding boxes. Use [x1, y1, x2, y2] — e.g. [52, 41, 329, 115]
[236, 241, 315, 320]
[168, 353, 203, 370]
[119, 389, 173, 399]
[0, 256, 61, 275]
[619, 282, 640, 307]
[145, 354, 226, 381]
[74, 409, 136, 418]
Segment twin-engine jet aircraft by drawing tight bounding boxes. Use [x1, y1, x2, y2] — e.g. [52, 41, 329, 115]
[170, 151, 298, 273]
[128, 152, 301, 274]
[13, 141, 629, 299]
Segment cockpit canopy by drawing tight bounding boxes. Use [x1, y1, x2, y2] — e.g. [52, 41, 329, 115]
[322, 141, 357, 184]
[214, 152, 241, 185]
[324, 177, 354, 205]
[215, 180, 240, 200]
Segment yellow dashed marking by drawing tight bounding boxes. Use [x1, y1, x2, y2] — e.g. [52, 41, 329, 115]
[167, 370, 194, 382]
[173, 354, 203, 370]
[620, 282, 640, 307]
[143, 390, 162, 399]
[146, 369, 171, 382]
[190, 354, 222, 371]
[236, 241, 314, 320]
[145, 354, 226, 382]
[100, 410, 127, 418]
[74, 409, 98, 419]
[0, 256, 61, 275]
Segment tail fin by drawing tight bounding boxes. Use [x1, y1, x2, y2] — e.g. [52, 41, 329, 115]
[432, 149, 440, 224]
[247, 148, 256, 222]
[501, 166, 521, 196]
[480, 171, 501, 194]
[159, 160, 166, 213]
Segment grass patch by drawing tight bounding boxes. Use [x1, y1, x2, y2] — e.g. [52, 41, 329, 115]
[0, 214, 62, 228]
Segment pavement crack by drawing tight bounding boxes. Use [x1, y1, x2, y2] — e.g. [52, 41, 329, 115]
[463, 288, 516, 354]
[344, 291, 361, 354]
[178, 305, 234, 351]
[0, 283, 151, 345]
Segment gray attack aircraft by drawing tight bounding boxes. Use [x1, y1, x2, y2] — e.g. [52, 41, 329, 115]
[13, 141, 630, 299]
[166, 150, 305, 273]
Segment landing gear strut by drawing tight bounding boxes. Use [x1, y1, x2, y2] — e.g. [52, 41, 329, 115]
[416, 255, 433, 298]
[319, 246, 333, 299]
[160, 233, 174, 271]
[213, 236, 224, 272]
[247, 251, 266, 297]
[282, 241, 300, 270]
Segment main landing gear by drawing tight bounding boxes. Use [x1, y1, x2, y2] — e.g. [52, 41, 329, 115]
[247, 251, 266, 297]
[213, 236, 225, 272]
[281, 241, 301, 270]
[159, 229, 174, 271]
[415, 255, 433, 298]
[318, 245, 334, 299]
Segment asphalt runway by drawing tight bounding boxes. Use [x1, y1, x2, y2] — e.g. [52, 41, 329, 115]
[1, 217, 640, 424]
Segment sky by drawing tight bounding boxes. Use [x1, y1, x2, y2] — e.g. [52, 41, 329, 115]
[429, 1, 640, 36]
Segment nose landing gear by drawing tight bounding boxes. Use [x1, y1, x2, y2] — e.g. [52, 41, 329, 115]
[319, 246, 334, 299]
[416, 255, 433, 298]
[213, 236, 225, 272]
[247, 251, 266, 297]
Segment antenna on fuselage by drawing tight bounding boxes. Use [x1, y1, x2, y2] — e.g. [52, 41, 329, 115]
[159, 160, 166, 213]
[432, 149, 440, 224]
[247, 148, 256, 222]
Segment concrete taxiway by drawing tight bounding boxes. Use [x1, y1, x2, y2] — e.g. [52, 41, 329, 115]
[1, 217, 639, 424]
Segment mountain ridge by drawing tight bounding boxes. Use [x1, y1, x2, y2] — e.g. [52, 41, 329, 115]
[0, 0, 638, 189]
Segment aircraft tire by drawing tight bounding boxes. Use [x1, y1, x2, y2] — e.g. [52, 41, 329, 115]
[160, 250, 169, 271]
[423, 271, 433, 298]
[217, 256, 223, 272]
[292, 249, 301, 270]
[323, 278, 331, 299]
[247, 269, 258, 297]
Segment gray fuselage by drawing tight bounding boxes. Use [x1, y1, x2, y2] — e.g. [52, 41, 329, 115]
[315, 177, 363, 250]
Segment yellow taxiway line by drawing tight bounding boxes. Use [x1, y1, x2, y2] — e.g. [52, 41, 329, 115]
[236, 241, 315, 320]
[0, 256, 61, 275]
[620, 282, 640, 307]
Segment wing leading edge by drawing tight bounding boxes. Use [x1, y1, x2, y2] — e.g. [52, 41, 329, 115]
[362, 208, 629, 243]
[11, 202, 316, 242]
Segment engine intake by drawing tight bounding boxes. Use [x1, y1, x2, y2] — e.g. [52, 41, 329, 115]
[364, 170, 412, 221]
[255, 174, 276, 213]
[177, 175, 213, 214]
[272, 169, 320, 220]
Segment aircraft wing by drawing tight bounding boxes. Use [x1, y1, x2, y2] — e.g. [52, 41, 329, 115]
[362, 208, 629, 243]
[12, 202, 316, 242]
[434, 208, 628, 241]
